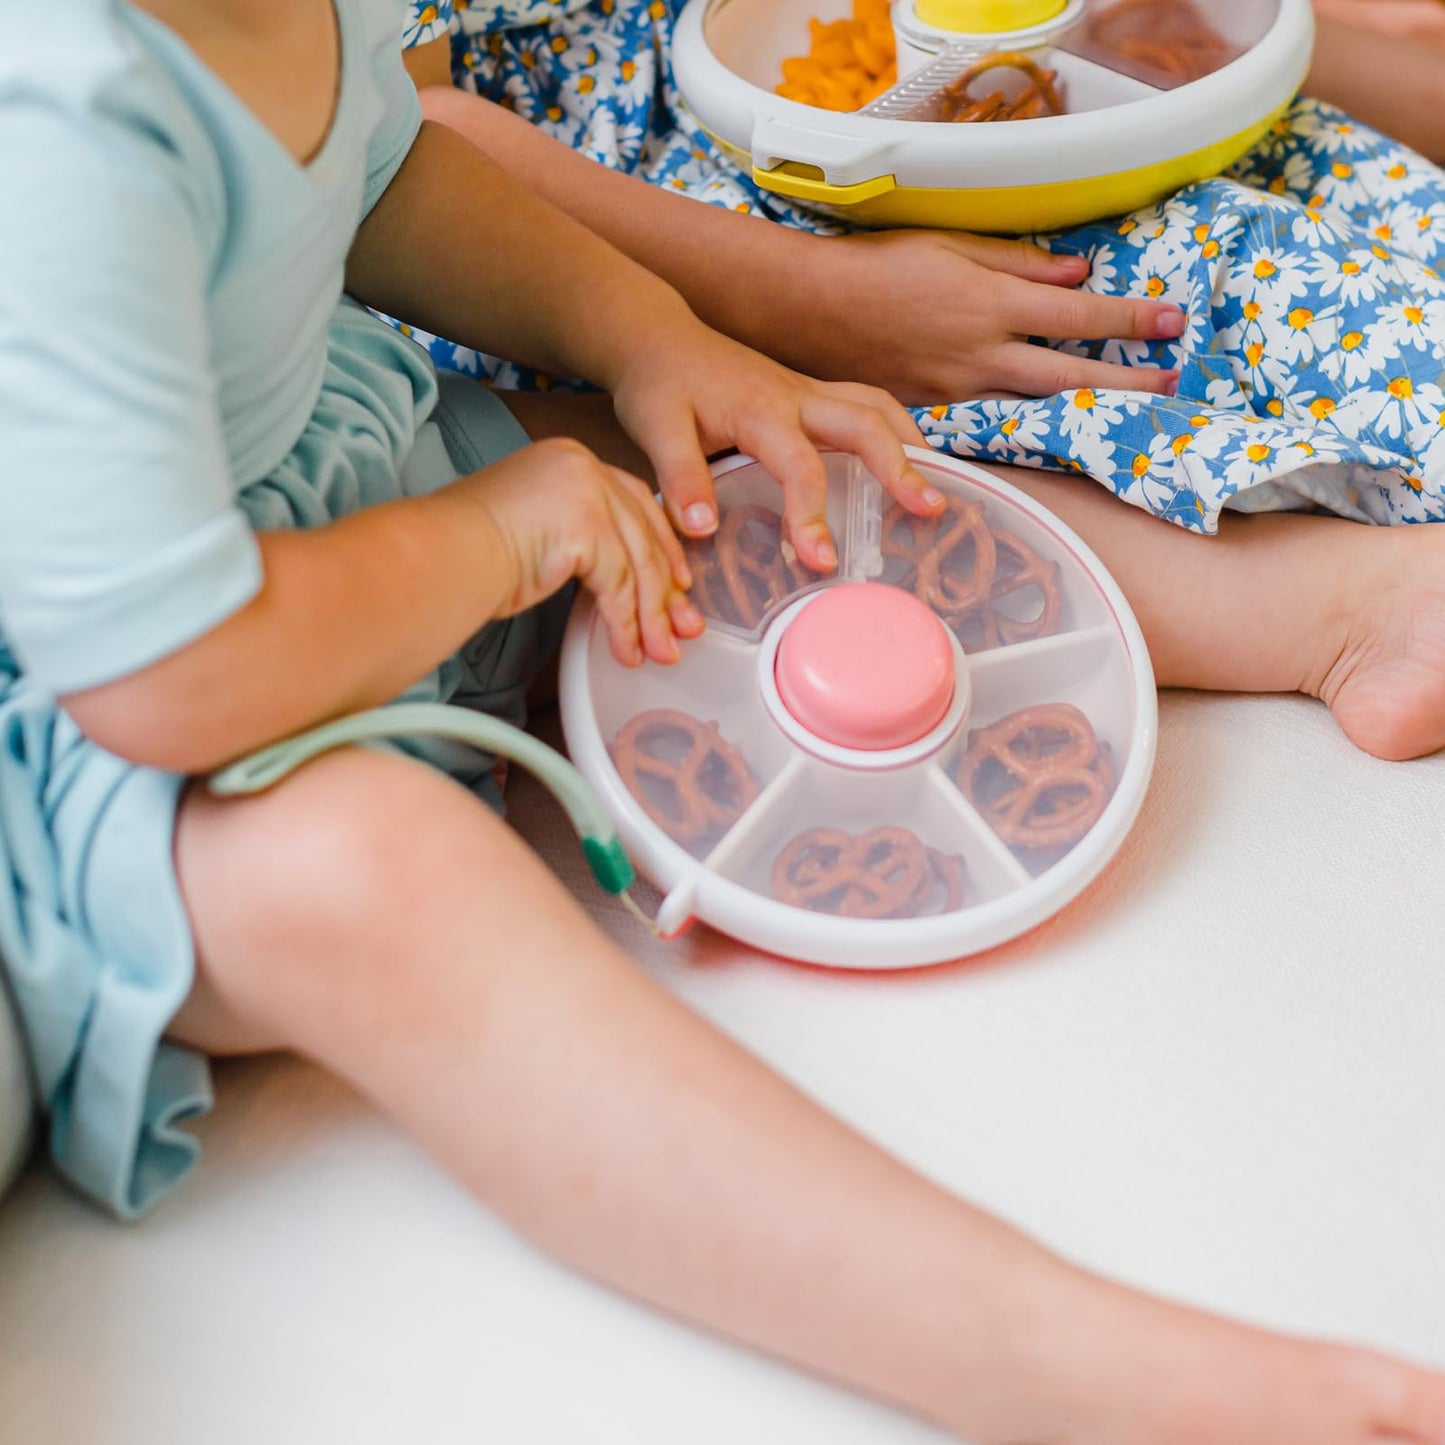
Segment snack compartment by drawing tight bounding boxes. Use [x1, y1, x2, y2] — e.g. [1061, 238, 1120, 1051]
[866, 44, 1158, 123]
[943, 627, 1137, 874]
[873, 461, 1113, 654]
[1061, 0, 1263, 89]
[718, 757, 1031, 919]
[683, 456, 858, 639]
[590, 626, 790, 861]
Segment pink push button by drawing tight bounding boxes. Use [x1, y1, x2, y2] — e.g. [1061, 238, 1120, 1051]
[775, 583, 954, 751]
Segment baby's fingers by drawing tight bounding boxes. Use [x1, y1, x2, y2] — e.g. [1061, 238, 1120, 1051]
[584, 538, 644, 670]
[999, 343, 1180, 399]
[737, 423, 837, 572]
[610, 466, 693, 594]
[812, 379, 927, 448]
[945, 232, 1093, 287]
[798, 394, 944, 518]
[606, 480, 700, 666]
[1018, 282, 1186, 345]
[635, 407, 720, 540]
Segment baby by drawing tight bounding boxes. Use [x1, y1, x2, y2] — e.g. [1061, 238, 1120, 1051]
[2, 4, 1444, 1445]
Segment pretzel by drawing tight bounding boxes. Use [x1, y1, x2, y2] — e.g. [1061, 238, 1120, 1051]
[956, 703, 1115, 853]
[936, 53, 1067, 124]
[968, 529, 1065, 650]
[1080, 0, 1235, 85]
[612, 710, 759, 848]
[687, 504, 814, 631]
[883, 502, 1065, 652]
[918, 847, 969, 916]
[771, 826, 968, 919]
[881, 498, 998, 621]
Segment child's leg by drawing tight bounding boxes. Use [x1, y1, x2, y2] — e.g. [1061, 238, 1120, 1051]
[985, 467, 1445, 764]
[168, 747, 1445, 1444]
[502, 392, 1445, 762]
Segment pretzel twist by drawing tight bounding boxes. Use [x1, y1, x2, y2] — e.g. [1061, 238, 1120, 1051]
[612, 710, 760, 847]
[919, 847, 969, 915]
[957, 704, 1115, 852]
[687, 505, 813, 631]
[937, 52, 1067, 124]
[772, 826, 968, 919]
[973, 529, 1065, 649]
[883, 502, 1064, 651]
[882, 498, 998, 620]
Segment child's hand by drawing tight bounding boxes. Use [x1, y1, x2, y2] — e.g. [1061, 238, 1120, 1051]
[465, 439, 703, 667]
[768, 230, 1186, 407]
[608, 322, 943, 573]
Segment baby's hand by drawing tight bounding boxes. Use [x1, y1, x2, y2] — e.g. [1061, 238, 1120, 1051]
[465, 439, 702, 667]
[610, 323, 944, 573]
[771, 229, 1185, 407]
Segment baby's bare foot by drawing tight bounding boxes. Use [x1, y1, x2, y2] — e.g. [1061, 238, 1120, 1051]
[1314, 524, 1445, 761]
[989, 1269, 1445, 1445]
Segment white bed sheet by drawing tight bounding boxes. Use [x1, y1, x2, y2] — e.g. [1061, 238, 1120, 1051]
[1, 691, 1442, 1444]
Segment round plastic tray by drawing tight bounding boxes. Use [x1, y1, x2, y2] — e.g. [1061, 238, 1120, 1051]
[559, 447, 1156, 968]
[672, 0, 1311, 232]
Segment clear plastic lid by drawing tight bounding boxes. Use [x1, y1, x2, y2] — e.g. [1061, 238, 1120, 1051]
[562, 450, 1156, 968]
[739, 0, 1278, 121]
[1058, 0, 1266, 91]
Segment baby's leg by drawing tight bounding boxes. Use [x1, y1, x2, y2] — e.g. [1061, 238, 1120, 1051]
[987, 467, 1445, 763]
[168, 746, 1445, 1443]
[502, 391, 1445, 761]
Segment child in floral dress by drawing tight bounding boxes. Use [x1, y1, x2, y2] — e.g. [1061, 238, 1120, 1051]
[406, 0, 1445, 762]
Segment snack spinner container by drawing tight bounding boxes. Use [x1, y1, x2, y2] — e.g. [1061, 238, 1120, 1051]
[560, 448, 1157, 969]
[672, 0, 1312, 232]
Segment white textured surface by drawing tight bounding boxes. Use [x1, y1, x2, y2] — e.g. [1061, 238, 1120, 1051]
[2, 691, 1443, 1444]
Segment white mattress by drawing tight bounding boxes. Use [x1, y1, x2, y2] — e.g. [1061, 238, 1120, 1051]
[2, 691, 1442, 1444]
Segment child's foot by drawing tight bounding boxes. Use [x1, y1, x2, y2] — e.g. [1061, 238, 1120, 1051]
[1314, 523, 1445, 761]
[984, 1267, 1445, 1445]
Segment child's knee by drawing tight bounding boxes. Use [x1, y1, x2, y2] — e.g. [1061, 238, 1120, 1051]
[418, 82, 483, 133]
[177, 747, 495, 975]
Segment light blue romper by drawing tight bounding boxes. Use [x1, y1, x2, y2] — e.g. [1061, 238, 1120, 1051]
[0, 0, 562, 1218]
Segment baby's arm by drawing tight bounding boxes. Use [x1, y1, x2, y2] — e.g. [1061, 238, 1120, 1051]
[349, 118, 941, 567]
[402, 40, 1183, 406]
[1308, 15, 1445, 161]
[63, 443, 697, 774]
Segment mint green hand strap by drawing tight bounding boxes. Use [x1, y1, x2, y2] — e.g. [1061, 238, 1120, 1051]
[208, 702, 637, 897]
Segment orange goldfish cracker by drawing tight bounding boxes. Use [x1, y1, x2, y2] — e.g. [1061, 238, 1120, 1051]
[781, 56, 826, 84]
[777, 0, 900, 112]
[865, 15, 894, 49]
[851, 32, 892, 74]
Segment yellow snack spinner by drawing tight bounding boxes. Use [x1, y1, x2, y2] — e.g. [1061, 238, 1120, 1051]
[672, 0, 1313, 233]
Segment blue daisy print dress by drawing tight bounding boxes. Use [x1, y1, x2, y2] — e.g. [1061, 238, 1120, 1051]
[405, 0, 1445, 531]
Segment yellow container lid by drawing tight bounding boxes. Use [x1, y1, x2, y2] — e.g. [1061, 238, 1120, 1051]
[913, 0, 1066, 31]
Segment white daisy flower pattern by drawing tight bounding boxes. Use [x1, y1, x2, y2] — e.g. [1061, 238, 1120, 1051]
[399, 3, 1445, 531]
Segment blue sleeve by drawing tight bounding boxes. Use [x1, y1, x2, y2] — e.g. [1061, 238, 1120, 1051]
[363, 0, 427, 216]
[0, 98, 262, 695]
[402, 0, 454, 49]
